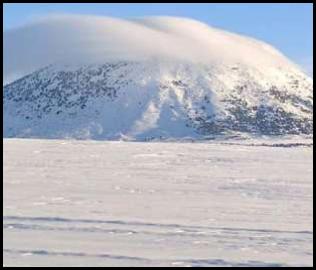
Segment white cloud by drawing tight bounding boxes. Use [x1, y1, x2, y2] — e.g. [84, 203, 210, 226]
[4, 14, 298, 84]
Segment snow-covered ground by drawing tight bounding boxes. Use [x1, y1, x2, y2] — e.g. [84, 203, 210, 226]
[3, 138, 313, 267]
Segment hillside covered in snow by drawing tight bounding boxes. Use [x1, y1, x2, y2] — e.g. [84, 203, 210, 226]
[3, 16, 313, 140]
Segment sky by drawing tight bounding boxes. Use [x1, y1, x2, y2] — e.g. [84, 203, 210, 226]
[3, 3, 313, 75]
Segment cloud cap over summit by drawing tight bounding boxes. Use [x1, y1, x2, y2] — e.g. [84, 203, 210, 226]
[4, 15, 300, 84]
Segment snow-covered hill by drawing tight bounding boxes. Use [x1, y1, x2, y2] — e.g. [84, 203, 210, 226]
[3, 16, 313, 140]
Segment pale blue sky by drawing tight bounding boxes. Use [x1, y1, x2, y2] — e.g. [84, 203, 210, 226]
[3, 3, 313, 73]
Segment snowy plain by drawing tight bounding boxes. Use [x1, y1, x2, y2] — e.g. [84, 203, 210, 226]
[3, 138, 313, 267]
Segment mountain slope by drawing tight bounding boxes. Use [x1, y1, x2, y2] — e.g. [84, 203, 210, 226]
[3, 60, 313, 140]
[3, 16, 313, 140]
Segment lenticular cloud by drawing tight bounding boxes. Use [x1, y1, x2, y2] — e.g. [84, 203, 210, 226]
[4, 14, 297, 84]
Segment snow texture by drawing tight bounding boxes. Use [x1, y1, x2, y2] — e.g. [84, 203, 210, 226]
[3, 138, 313, 267]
